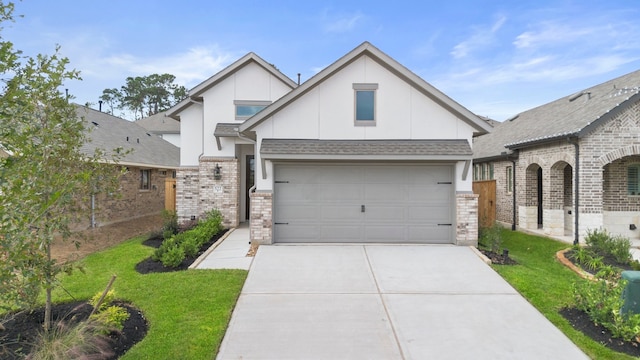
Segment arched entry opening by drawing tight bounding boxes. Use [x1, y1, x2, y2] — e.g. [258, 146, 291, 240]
[550, 161, 573, 236]
[523, 163, 542, 230]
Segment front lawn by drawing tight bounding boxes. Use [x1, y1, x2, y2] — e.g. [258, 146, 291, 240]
[52, 235, 247, 359]
[494, 229, 636, 360]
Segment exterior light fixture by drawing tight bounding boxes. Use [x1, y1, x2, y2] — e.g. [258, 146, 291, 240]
[213, 163, 222, 180]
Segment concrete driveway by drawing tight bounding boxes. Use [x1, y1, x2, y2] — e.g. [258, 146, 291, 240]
[217, 245, 587, 359]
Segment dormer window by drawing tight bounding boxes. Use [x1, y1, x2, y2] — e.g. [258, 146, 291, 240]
[353, 83, 377, 126]
[235, 100, 271, 120]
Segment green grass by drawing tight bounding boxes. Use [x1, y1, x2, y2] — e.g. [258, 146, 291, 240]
[494, 229, 636, 360]
[52, 236, 247, 359]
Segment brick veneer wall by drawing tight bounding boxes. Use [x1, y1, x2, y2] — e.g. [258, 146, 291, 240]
[603, 156, 640, 211]
[176, 167, 199, 223]
[481, 98, 640, 239]
[250, 191, 273, 244]
[198, 157, 239, 228]
[456, 193, 478, 246]
[176, 158, 240, 228]
[491, 160, 515, 225]
[515, 141, 576, 234]
[88, 166, 166, 228]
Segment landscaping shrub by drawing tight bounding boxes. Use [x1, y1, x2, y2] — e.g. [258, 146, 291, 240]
[571, 229, 634, 277]
[573, 279, 640, 342]
[27, 319, 113, 360]
[160, 245, 186, 268]
[90, 305, 129, 335]
[152, 210, 224, 268]
[478, 222, 503, 253]
[88, 289, 130, 335]
[585, 229, 632, 265]
[181, 237, 200, 258]
[609, 235, 633, 265]
[161, 210, 179, 237]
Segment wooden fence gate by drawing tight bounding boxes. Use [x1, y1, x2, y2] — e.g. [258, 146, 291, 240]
[165, 178, 176, 211]
[473, 180, 496, 229]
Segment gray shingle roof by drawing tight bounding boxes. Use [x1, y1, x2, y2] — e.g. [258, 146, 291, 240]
[135, 112, 180, 134]
[473, 69, 640, 160]
[261, 139, 472, 158]
[214, 123, 240, 137]
[77, 105, 179, 168]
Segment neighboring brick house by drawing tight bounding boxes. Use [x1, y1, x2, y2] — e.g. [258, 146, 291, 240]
[473, 69, 640, 242]
[77, 105, 179, 228]
[169, 42, 492, 246]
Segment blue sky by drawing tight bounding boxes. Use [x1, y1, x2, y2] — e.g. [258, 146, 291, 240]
[6, 0, 640, 120]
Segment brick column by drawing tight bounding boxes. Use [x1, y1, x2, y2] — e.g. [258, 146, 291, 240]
[456, 193, 479, 246]
[199, 157, 239, 228]
[250, 191, 273, 245]
[176, 167, 199, 224]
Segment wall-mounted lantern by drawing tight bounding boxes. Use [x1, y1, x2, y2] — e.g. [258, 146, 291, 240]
[213, 163, 222, 180]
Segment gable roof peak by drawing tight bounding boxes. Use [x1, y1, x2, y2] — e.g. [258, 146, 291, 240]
[167, 51, 297, 120]
[240, 41, 492, 135]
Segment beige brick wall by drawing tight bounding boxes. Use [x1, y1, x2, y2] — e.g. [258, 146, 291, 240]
[198, 157, 239, 228]
[176, 158, 240, 228]
[176, 167, 199, 223]
[456, 193, 478, 246]
[250, 191, 273, 245]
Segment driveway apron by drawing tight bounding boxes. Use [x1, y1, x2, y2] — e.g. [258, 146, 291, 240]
[216, 245, 588, 360]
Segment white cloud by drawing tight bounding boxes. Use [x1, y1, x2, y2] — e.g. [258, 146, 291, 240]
[322, 10, 364, 33]
[101, 46, 235, 88]
[451, 15, 506, 59]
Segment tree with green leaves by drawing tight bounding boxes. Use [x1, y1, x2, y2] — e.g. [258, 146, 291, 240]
[0, 1, 122, 332]
[100, 73, 187, 120]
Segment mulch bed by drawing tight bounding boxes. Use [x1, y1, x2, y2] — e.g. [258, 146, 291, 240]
[1, 301, 147, 360]
[564, 248, 637, 274]
[560, 248, 640, 356]
[135, 229, 228, 274]
[560, 307, 640, 357]
[478, 248, 518, 265]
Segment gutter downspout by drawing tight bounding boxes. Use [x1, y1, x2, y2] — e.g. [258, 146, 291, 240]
[511, 157, 517, 231]
[571, 138, 580, 245]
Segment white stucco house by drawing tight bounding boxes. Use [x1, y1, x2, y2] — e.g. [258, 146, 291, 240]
[136, 112, 181, 147]
[168, 42, 492, 246]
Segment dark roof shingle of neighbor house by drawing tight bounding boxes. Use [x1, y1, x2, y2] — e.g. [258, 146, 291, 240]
[77, 105, 179, 169]
[135, 112, 180, 134]
[473, 69, 640, 161]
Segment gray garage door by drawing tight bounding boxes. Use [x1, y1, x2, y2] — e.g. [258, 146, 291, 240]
[273, 164, 453, 243]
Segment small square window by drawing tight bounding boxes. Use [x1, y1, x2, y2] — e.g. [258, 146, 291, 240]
[140, 169, 150, 190]
[353, 83, 377, 125]
[234, 100, 271, 120]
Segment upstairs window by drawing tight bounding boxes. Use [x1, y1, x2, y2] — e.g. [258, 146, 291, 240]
[628, 165, 640, 195]
[353, 83, 377, 125]
[234, 100, 271, 120]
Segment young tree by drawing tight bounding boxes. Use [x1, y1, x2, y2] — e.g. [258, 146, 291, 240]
[100, 73, 187, 120]
[0, 1, 121, 331]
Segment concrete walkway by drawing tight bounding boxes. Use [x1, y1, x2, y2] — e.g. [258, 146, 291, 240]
[217, 245, 588, 359]
[194, 224, 252, 270]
